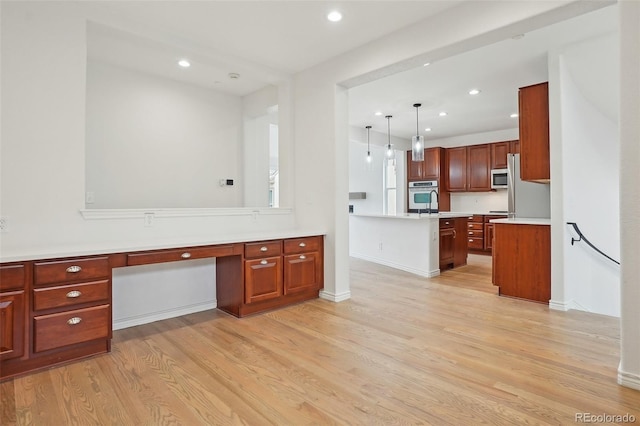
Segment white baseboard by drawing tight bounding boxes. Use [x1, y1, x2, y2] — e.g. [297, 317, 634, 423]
[113, 301, 217, 330]
[549, 299, 572, 311]
[618, 369, 640, 391]
[319, 290, 351, 302]
[350, 252, 439, 278]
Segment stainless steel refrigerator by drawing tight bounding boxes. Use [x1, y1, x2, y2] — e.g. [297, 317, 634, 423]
[507, 153, 550, 218]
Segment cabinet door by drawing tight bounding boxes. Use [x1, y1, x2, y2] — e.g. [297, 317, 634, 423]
[406, 150, 424, 181]
[439, 229, 455, 270]
[485, 223, 494, 251]
[0, 291, 25, 361]
[519, 82, 550, 182]
[422, 147, 441, 180]
[509, 140, 520, 154]
[244, 256, 283, 304]
[453, 218, 469, 267]
[445, 147, 467, 191]
[491, 142, 510, 169]
[284, 253, 321, 295]
[467, 144, 491, 191]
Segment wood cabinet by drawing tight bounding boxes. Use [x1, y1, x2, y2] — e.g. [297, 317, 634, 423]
[283, 237, 322, 295]
[519, 82, 550, 182]
[492, 223, 551, 303]
[407, 147, 444, 181]
[445, 147, 467, 191]
[446, 145, 490, 192]
[467, 144, 491, 191]
[0, 265, 26, 362]
[467, 215, 485, 251]
[439, 217, 468, 270]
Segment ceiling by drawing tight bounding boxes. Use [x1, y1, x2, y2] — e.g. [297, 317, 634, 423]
[86, 1, 617, 141]
[349, 4, 618, 142]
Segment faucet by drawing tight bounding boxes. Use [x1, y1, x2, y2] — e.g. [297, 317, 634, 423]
[428, 190, 438, 214]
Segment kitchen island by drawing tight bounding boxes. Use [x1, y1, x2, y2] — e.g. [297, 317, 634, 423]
[349, 213, 470, 277]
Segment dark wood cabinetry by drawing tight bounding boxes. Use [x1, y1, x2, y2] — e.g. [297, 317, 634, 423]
[491, 142, 511, 169]
[519, 82, 550, 182]
[439, 217, 468, 270]
[467, 144, 491, 191]
[445, 147, 467, 191]
[446, 144, 491, 192]
[467, 215, 484, 251]
[1, 234, 324, 381]
[493, 223, 550, 303]
[407, 147, 444, 181]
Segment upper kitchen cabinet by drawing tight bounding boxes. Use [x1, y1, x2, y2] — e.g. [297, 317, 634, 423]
[467, 144, 491, 191]
[518, 82, 550, 182]
[491, 140, 520, 169]
[407, 147, 445, 181]
[446, 144, 491, 192]
[445, 147, 467, 191]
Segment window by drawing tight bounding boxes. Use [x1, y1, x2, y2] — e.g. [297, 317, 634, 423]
[384, 157, 397, 215]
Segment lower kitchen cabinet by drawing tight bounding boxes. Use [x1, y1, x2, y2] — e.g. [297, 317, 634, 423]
[492, 223, 550, 303]
[245, 256, 283, 304]
[0, 291, 25, 361]
[439, 217, 468, 270]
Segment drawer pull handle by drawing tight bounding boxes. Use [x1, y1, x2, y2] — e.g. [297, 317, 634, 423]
[468, 232, 473, 235]
[66, 265, 82, 273]
[66, 290, 82, 298]
[299, 255, 306, 260]
[469, 239, 473, 243]
[299, 242, 306, 247]
[181, 252, 191, 259]
[445, 221, 450, 225]
[260, 246, 268, 252]
[260, 260, 268, 265]
[67, 317, 82, 325]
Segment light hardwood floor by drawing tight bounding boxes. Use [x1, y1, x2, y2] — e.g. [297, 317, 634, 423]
[2, 257, 639, 425]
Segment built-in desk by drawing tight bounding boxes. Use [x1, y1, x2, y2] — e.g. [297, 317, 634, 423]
[0, 233, 324, 380]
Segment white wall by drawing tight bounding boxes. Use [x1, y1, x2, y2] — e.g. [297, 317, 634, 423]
[86, 59, 243, 209]
[552, 33, 620, 317]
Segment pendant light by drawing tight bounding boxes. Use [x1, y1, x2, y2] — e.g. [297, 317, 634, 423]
[365, 125, 372, 164]
[411, 103, 424, 162]
[385, 115, 395, 159]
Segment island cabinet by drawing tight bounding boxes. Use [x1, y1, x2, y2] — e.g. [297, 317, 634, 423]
[519, 82, 550, 182]
[492, 223, 550, 303]
[439, 217, 468, 270]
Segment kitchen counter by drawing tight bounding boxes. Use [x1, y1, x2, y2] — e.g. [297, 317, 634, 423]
[350, 212, 472, 220]
[490, 218, 551, 226]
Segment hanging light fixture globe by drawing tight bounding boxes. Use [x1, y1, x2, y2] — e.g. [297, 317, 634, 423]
[412, 103, 424, 162]
[385, 115, 395, 159]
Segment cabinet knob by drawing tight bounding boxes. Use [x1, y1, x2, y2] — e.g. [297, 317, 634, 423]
[260, 260, 268, 265]
[66, 290, 82, 298]
[445, 221, 450, 225]
[468, 232, 473, 235]
[260, 246, 268, 252]
[181, 252, 191, 259]
[66, 265, 82, 273]
[469, 239, 473, 243]
[299, 242, 306, 247]
[67, 317, 82, 325]
[299, 255, 306, 260]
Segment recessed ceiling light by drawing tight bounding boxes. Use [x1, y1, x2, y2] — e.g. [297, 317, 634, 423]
[423, 62, 431, 67]
[469, 89, 481, 95]
[510, 113, 519, 118]
[178, 59, 191, 68]
[375, 111, 383, 116]
[439, 112, 447, 117]
[327, 11, 342, 22]
[425, 128, 432, 132]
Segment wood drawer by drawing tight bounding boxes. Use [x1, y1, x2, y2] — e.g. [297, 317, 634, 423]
[245, 241, 282, 259]
[470, 215, 484, 223]
[34, 257, 109, 286]
[467, 237, 484, 250]
[467, 229, 483, 238]
[284, 236, 322, 255]
[33, 280, 110, 312]
[0, 264, 25, 291]
[467, 222, 484, 231]
[127, 245, 234, 266]
[439, 219, 455, 229]
[33, 304, 110, 353]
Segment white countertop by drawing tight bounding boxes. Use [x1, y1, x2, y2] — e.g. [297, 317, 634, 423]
[350, 211, 507, 220]
[0, 229, 327, 263]
[490, 218, 551, 225]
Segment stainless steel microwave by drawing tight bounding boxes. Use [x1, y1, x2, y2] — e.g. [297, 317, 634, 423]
[491, 169, 508, 189]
